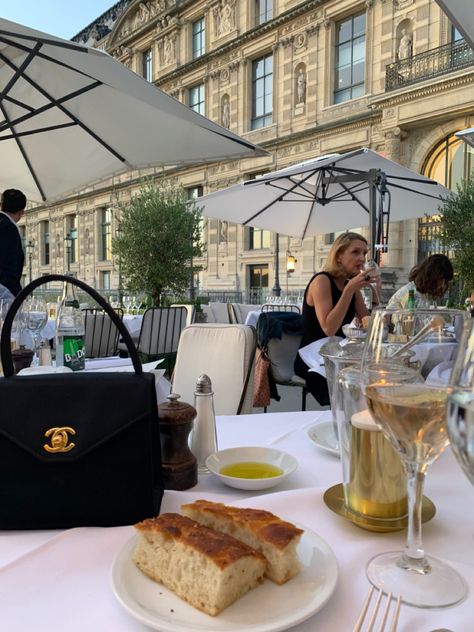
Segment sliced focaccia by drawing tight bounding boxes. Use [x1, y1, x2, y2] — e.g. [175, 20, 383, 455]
[181, 499, 303, 585]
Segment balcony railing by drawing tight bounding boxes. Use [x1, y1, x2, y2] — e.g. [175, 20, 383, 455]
[385, 40, 474, 91]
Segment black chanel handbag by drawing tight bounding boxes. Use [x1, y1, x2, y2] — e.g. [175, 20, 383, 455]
[0, 275, 163, 529]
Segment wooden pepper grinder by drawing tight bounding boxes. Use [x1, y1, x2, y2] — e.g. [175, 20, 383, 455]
[158, 393, 197, 490]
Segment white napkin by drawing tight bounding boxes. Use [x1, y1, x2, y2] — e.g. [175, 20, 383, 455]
[298, 337, 342, 377]
[17, 366, 72, 375]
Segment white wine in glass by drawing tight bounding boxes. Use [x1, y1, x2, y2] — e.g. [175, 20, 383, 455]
[361, 307, 468, 608]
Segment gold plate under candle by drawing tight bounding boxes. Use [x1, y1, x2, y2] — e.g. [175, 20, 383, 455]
[323, 483, 436, 533]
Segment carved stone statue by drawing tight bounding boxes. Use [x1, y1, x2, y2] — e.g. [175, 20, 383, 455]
[398, 29, 412, 61]
[296, 68, 306, 104]
[215, 0, 235, 37]
[136, 2, 150, 27]
[163, 34, 175, 65]
[221, 96, 230, 129]
[219, 220, 228, 243]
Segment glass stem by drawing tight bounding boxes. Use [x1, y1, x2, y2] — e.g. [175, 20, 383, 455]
[399, 461, 431, 573]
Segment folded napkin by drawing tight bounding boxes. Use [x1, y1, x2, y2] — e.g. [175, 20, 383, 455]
[298, 337, 342, 377]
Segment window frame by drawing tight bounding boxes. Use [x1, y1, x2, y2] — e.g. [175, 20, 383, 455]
[251, 53, 273, 130]
[142, 47, 153, 82]
[100, 207, 112, 262]
[256, 0, 273, 26]
[189, 83, 205, 115]
[333, 12, 366, 104]
[41, 220, 50, 266]
[192, 17, 205, 59]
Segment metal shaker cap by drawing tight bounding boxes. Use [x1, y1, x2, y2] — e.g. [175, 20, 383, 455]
[195, 374, 213, 394]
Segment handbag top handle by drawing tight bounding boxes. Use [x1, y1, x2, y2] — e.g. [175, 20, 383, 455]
[0, 274, 142, 378]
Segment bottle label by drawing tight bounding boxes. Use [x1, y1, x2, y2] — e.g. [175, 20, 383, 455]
[63, 336, 85, 371]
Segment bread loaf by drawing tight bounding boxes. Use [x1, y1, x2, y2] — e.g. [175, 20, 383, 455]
[181, 500, 303, 585]
[132, 513, 266, 616]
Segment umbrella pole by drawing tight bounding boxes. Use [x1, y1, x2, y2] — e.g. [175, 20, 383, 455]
[272, 233, 281, 297]
[368, 169, 379, 263]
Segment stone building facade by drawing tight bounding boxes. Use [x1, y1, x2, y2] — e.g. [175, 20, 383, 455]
[20, 0, 474, 300]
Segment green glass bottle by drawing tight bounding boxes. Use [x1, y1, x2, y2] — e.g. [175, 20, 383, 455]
[406, 288, 416, 310]
[55, 281, 85, 371]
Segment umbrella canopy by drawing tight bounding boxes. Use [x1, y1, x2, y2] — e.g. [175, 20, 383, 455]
[0, 17, 267, 203]
[198, 148, 450, 257]
[455, 127, 474, 148]
[435, 1, 474, 50]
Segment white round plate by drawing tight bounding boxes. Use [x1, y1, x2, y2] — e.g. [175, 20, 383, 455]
[307, 421, 339, 457]
[205, 446, 298, 490]
[111, 524, 338, 632]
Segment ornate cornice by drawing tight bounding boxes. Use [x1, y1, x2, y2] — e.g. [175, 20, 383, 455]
[370, 69, 474, 109]
[72, 0, 130, 45]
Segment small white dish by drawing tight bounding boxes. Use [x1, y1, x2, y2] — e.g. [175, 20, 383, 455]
[112, 524, 338, 632]
[205, 446, 298, 491]
[307, 421, 339, 457]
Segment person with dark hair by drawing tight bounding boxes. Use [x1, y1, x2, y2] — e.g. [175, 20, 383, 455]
[387, 254, 454, 309]
[294, 232, 377, 405]
[0, 189, 27, 299]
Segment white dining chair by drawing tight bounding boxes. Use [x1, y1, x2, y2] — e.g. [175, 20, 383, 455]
[171, 323, 257, 415]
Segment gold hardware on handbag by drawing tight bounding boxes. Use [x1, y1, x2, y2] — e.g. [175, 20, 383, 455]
[43, 427, 76, 453]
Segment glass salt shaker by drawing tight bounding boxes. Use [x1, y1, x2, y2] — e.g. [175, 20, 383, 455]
[190, 374, 218, 474]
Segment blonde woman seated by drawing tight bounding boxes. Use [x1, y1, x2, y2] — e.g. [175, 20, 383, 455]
[294, 232, 377, 405]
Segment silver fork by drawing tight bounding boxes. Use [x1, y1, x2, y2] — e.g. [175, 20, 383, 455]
[352, 586, 402, 632]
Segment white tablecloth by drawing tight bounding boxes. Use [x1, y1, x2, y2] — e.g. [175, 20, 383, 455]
[36, 314, 143, 342]
[0, 410, 473, 631]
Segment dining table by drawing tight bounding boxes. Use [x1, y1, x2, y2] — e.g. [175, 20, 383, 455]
[0, 409, 473, 631]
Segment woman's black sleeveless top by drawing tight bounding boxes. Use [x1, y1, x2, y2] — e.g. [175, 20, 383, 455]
[300, 271, 356, 347]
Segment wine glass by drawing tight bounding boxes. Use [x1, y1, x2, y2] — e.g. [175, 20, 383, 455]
[447, 318, 474, 487]
[20, 297, 48, 366]
[361, 307, 468, 608]
[362, 259, 381, 306]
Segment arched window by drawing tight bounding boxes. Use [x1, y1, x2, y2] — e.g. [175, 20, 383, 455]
[418, 133, 473, 259]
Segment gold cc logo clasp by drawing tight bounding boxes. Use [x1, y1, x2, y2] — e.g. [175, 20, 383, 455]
[43, 427, 76, 453]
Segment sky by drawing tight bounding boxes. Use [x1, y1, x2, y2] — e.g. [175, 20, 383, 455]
[0, 0, 117, 39]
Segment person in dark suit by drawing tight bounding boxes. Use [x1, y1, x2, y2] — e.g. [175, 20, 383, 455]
[0, 189, 27, 299]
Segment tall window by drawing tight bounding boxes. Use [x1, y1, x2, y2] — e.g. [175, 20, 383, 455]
[248, 227, 270, 249]
[189, 84, 205, 115]
[251, 54, 273, 130]
[142, 48, 153, 82]
[192, 18, 205, 59]
[66, 215, 78, 264]
[100, 271, 111, 290]
[187, 186, 205, 243]
[41, 220, 50, 266]
[256, 0, 272, 25]
[248, 264, 269, 290]
[418, 133, 473, 259]
[334, 13, 366, 104]
[100, 207, 112, 261]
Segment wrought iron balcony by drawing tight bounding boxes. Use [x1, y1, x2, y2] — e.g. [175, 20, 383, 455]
[385, 40, 474, 92]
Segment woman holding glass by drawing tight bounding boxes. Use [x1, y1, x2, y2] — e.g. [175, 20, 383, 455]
[294, 232, 379, 405]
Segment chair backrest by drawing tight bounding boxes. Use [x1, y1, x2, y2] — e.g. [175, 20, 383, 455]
[229, 303, 257, 324]
[208, 302, 231, 323]
[257, 311, 303, 383]
[83, 308, 123, 358]
[267, 333, 302, 382]
[201, 304, 215, 323]
[137, 306, 188, 357]
[170, 303, 195, 326]
[172, 323, 257, 415]
[261, 303, 301, 314]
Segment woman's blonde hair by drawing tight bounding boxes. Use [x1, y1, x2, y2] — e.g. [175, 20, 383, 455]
[323, 232, 368, 277]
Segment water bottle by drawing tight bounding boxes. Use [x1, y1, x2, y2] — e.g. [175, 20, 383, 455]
[55, 281, 85, 371]
[190, 374, 218, 474]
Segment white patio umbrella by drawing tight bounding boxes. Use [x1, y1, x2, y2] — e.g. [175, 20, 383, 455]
[435, 1, 474, 50]
[198, 148, 450, 260]
[0, 17, 267, 203]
